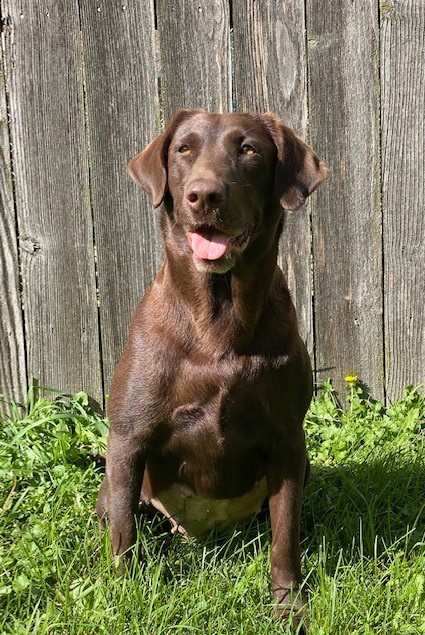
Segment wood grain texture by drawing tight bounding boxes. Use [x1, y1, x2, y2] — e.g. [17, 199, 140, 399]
[0, 54, 27, 409]
[156, 0, 232, 118]
[79, 0, 159, 395]
[0, 3, 424, 403]
[232, 0, 314, 357]
[307, 0, 384, 399]
[381, 1, 425, 400]
[2, 1, 102, 400]
[232, 0, 307, 126]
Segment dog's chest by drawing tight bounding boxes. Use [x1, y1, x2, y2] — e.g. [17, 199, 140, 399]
[144, 349, 285, 534]
[155, 361, 270, 472]
[165, 383, 270, 464]
[168, 356, 275, 452]
[147, 379, 270, 535]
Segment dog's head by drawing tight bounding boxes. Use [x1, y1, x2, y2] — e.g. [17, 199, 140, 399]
[128, 110, 328, 274]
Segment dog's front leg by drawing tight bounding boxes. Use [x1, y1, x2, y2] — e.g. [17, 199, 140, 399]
[104, 432, 144, 558]
[266, 429, 308, 627]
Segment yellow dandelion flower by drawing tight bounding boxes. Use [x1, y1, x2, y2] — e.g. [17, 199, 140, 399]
[344, 374, 358, 383]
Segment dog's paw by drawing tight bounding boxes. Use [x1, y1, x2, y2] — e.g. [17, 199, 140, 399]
[273, 587, 309, 634]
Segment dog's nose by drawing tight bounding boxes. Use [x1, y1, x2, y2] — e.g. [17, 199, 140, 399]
[185, 179, 225, 212]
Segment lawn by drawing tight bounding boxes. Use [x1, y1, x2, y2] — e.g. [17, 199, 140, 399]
[1, 379, 424, 634]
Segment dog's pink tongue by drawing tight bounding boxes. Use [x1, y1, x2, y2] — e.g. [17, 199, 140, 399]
[186, 229, 229, 260]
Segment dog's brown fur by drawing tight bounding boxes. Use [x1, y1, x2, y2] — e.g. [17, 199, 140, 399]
[97, 109, 328, 628]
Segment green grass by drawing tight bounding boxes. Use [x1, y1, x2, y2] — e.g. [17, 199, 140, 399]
[1, 380, 424, 634]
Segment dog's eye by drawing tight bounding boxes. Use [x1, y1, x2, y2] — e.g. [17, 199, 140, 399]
[178, 145, 192, 155]
[240, 144, 257, 156]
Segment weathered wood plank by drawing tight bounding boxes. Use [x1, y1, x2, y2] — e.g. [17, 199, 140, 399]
[307, 0, 383, 400]
[232, 0, 314, 357]
[156, 0, 232, 118]
[232, 0, 307, 126]
[381, 1, 425, 400]
[0, 54, 27, 410]
[2, 1, 101, 400]
[79, 0, 159, 395]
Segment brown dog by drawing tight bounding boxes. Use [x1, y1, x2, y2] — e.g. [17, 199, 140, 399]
[97, 109, 328, 628]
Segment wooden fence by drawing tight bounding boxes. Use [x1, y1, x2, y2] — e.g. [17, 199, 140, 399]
[1, 0, 424, 412]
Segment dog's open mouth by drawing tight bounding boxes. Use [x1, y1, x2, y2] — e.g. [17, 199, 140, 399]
[185, 227, 251, 261]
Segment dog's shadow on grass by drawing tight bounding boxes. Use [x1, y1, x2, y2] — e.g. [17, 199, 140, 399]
[302, 456, 424, 561]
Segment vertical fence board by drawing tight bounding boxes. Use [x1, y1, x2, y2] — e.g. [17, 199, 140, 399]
[381, 1, 425, 400]
[2, 1, 101, 400]
[232, 0, 314, 356]
[307, 0, 383, 400]
[0, 50, 26, 409]
[232, 0, 306, 125]
[79, 0, 159, 395]
[156, 0, 232, 118]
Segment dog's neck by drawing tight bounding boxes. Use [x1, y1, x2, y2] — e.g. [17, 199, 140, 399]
[164, 232, 284, 354]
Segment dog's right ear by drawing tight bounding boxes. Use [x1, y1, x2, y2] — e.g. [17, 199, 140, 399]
[127, 109, 203, 209]
[127, 134, 168, 208]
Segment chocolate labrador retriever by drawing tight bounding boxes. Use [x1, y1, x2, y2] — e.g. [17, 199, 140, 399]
[97, 109, 328, 628]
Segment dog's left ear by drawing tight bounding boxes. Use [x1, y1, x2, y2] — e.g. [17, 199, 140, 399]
[127, 109, 202, 208]
[262, 114, 329, 211]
